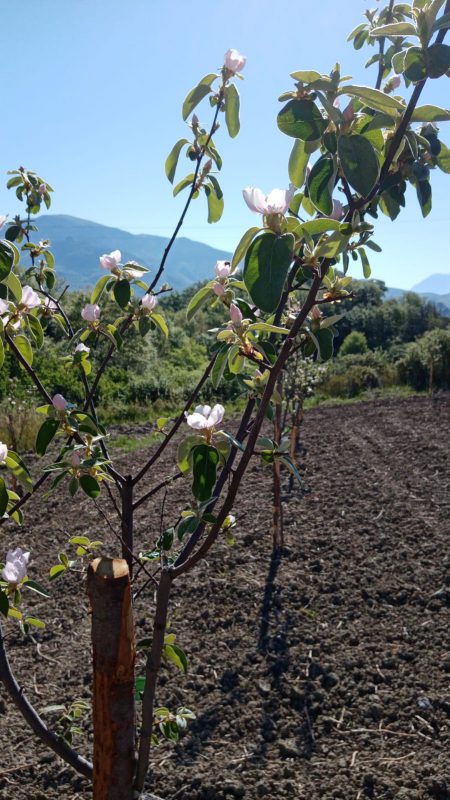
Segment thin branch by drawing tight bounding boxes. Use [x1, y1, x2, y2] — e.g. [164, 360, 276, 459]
[131, 354, 217, 486]
[0, 622, 92, 780]
[133, 472, 183, 512]
[148, 93, 224, 293]
[5, 331, 53, 405]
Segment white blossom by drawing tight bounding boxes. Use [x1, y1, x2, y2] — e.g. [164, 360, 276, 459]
[186, 404, 225, 430]
[2, 548, 30, 584]
[224, 48, 246, 74]
[81, 303, 101, 322]
[99, 249, 121, 271]
[243, 185, 295, 215]
[142, 293, 157, 312]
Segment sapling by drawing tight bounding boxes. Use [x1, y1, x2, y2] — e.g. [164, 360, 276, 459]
[1, 3, 450, 798]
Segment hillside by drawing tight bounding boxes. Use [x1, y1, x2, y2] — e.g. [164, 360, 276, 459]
[33, 214, 231, 291]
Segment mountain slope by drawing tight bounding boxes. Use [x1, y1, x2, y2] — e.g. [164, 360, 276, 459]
[34, 215, 230, 291]
[412, 273, 450, 294]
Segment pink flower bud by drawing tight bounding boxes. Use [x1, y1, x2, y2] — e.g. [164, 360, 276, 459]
[224, 48, 246, 74]
[52, 393, 68, 411]
[215, 260, 232, 279]
[391, 76, 401, 90]
[141, 293, 157, 312]
[99, 250, 121, 271]
[229, 303, 243, 325]
[70, 452, 81, 468]
[330, 199, 345, 221]
[38, 183, 46, 197]
[81, 303, 101, 322]
[213, 282, 225, 296]
[342, 101, 354, 123]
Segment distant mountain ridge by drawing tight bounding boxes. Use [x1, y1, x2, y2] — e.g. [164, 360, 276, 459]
[27, 216, 450, 314]
[33, 214, 231, 291]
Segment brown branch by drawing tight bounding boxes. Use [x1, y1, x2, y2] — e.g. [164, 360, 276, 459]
[133, 471, 183, 512]
[5, 331, 53, 405]
[0, 622, 92, 780]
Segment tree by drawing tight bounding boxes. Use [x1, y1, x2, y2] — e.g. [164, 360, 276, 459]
[1, 6, 450, 799]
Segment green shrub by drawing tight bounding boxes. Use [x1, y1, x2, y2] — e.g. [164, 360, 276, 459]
[339, 331, 369, 356]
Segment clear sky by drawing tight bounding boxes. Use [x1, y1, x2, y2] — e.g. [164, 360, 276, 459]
[2, 0, 450, 290]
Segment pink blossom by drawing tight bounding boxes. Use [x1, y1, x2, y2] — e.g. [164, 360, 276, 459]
[81, 303, 101, 322]
[224, 48, 246, 74]
[186, 404, 225, 430]
[99, 249, 121, 271]
[243, 185, 295, 215]
[21, 285, 41, 310]
[330, 199, 345, 221]
[229, 303, 243, 324]
[215, 260, 233, 279]
[213, 282, 225, 297]
[38, 183, 46, 197]
[391, 76, 401, 90]
[142, 293, 157, 312]
[52, 393, 68, 411]
[2, 548, 30, 584]
[0, 442, 8, 463]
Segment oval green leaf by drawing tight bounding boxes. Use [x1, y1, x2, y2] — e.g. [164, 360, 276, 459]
[192, 444, 219, 502]
[243, 232, 294, 313]
[225, 84, 240, 138]
[277, 99, 327, 142]
[288, 139, 309, 188]
[338, 134, 380, 197]
[307, 155, 334, 215]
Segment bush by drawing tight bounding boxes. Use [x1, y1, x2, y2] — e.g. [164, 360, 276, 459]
[339, 331, 369, 356]
[397, 329, 450, 390]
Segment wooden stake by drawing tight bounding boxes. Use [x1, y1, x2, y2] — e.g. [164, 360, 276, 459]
[87, 558, 135, 800]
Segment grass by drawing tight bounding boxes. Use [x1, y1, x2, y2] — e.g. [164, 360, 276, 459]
[304, 384, 426, 410]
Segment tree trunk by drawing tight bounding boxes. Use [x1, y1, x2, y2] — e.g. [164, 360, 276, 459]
[87, 558, 136, 800]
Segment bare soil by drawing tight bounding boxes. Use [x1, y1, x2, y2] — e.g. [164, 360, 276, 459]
[1, 394, 449, 800]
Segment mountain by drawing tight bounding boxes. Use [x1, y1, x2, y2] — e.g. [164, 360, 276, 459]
[32, 215, 231, 291]
[411, 273, 450, 295]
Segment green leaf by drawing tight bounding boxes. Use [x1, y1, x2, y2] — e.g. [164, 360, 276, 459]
[338, 134, 380, 197]
[27, 314, 44, 348]
[135, 675, 146, 701]
[211, 344, 230, 389]
[370, 22, 418, 37]
[204, 183, 224, 223]
[186, 285, 214, 320]
[0, 337, 4, 369]
[79, 474, 101, 499]
[231, 226, 261, 270]
[359, 247, 371, 278]
[313, 327, 334, 361]
[151, 313, 169, 338]
[13, 334, 33, 366]
[113, 279, 131, 309]
[0, 590, 9, 618]
[165, 138, 189, 184]
[410, 105, 450, 122]
[244, 232, 294, 313]
[247, 322, 289, 334]
[337, 84, 404, 114]
[164, 643, 188, 674]
[427, 43, 450, 78]
[3, 270, 22, 301]
[277, 99, 327, 141]
[225, 83, 240, 138]
[0, 241, 19, 281]
[415, 180, 432, 217]
[173, 174, 195, 197]
[403, 47, 428, 82]
[177, 434, 204, 473]
[23, 579, 50, 598]
[307, 155, 334, 215]
[432, 11, 450, 33]
[192, 444, 219, 502]
[182, 73, 217, 121]
[436, 141, 450, 173]
[4, 451, 32, 491]
[90, 274, 111, 304]
[49, 564, 67, 580]
[279, 455, 303, 485]
[0, 477, 8, 517]
[25, 617, 45, 629]
[288, 139, 309, 188]
[301, 218, 341, 236]
[315, 232, 350, 258]
[36, 419, 59, 457]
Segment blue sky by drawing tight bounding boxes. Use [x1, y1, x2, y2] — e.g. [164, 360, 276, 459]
[2, 0, 450, 290]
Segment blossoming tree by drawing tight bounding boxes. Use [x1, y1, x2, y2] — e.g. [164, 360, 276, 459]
[1, 6, 450, 799]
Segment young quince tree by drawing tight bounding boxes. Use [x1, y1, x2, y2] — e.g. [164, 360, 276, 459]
[1, 3, 450, 798]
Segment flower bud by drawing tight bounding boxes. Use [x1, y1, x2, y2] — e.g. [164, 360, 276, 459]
[223, 48, 246, 74]
[1, 548, 30, 584]
[0, 442, 8, 463]
[38, 183, 46, 197]
[342, 100, 354, 123]
[229, 302, 243, 325]
[81, 303, 101, 322]
[70, 451, 81, 468]
[330, 199, 345, 221]
[75, 343, 90, 354]
[142, 293, 157, 312]
[52, 393, 68, 411]
[213, 282, 225, 296]
[215, 260, 232, 279]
